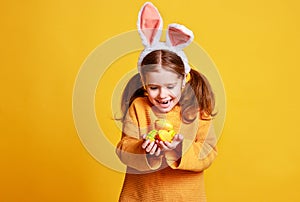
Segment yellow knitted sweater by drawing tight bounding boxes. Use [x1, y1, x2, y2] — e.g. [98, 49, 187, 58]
[116, 97, 217, 202]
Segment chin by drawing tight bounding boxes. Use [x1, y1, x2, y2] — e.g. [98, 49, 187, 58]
[157, 108, 172, 113]
[155, 104, 176, 113]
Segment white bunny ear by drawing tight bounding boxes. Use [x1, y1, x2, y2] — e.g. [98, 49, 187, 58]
[137, 2, 163, 47]
[166, 23, 194, 50]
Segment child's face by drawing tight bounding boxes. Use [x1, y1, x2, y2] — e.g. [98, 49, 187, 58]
[143, 67, 184, 113]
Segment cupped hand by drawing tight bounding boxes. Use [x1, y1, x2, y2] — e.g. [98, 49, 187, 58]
[142, 135, 162, 156]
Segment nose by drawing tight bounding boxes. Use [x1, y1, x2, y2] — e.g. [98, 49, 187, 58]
[158, 87, 168, 99]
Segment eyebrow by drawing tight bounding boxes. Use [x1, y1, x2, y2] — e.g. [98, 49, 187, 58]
[146, 83, 178, 86]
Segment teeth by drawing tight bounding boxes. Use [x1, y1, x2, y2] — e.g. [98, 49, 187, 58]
[160, 100, 169, 104]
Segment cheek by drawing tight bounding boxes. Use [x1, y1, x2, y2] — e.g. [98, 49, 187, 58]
[147, 91, 157, 99]
[171, 88, 182, 98]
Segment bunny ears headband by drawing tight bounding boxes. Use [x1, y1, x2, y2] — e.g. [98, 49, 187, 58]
[137, 2, 194, 74]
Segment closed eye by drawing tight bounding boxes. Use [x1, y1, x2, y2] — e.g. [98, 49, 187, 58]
[149, 86, 158, 90]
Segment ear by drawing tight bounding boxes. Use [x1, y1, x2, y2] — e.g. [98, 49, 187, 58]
[137, 2, 163, 47]
[166, 23, 194, 49]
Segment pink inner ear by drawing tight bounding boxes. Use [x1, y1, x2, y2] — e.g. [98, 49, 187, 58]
[168, 27, 191, 46]
[140, 4, 160, 45]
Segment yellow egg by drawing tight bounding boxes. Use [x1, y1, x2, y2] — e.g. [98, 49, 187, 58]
[157, 130, 173, 142]
[146, 129, 157, 141]
[155, 119, 174, 130]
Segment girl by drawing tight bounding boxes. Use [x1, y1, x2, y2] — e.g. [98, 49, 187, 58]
[116, 2, 217, 201]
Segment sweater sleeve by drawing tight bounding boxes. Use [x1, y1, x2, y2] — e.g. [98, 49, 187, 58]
[115, 99, 162, 171]
[164, 118, 217, 172]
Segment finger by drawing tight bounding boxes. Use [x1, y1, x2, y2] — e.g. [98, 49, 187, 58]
[177, 134, 183, 141]
[164, 141, 175, 149]
[164, 141, 172, 147]
[142, 134, 146, 139]
[174, 134, 183, 141]
[155, 147, 161, 156]
[142, 139, 150, 149]
[159, 141, 168, 150]
[146, 141, 155, 153]
[149, 143, 157, 155]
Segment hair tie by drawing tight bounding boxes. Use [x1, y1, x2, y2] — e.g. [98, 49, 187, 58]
[185, 73, 191, 83]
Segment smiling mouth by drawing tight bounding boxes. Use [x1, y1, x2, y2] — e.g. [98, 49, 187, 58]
[156, 99, 171, 106]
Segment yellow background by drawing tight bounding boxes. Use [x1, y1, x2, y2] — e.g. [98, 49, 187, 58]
[1, 0, 300, 201]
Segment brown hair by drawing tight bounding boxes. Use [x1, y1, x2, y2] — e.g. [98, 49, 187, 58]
[120, 50, 216, 122]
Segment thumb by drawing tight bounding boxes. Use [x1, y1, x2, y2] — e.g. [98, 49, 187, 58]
[174, 134, 183, 142]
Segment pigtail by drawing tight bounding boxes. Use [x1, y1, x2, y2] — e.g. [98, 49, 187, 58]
[180, 69, 216, 122]
[120, 73, 147, 121]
